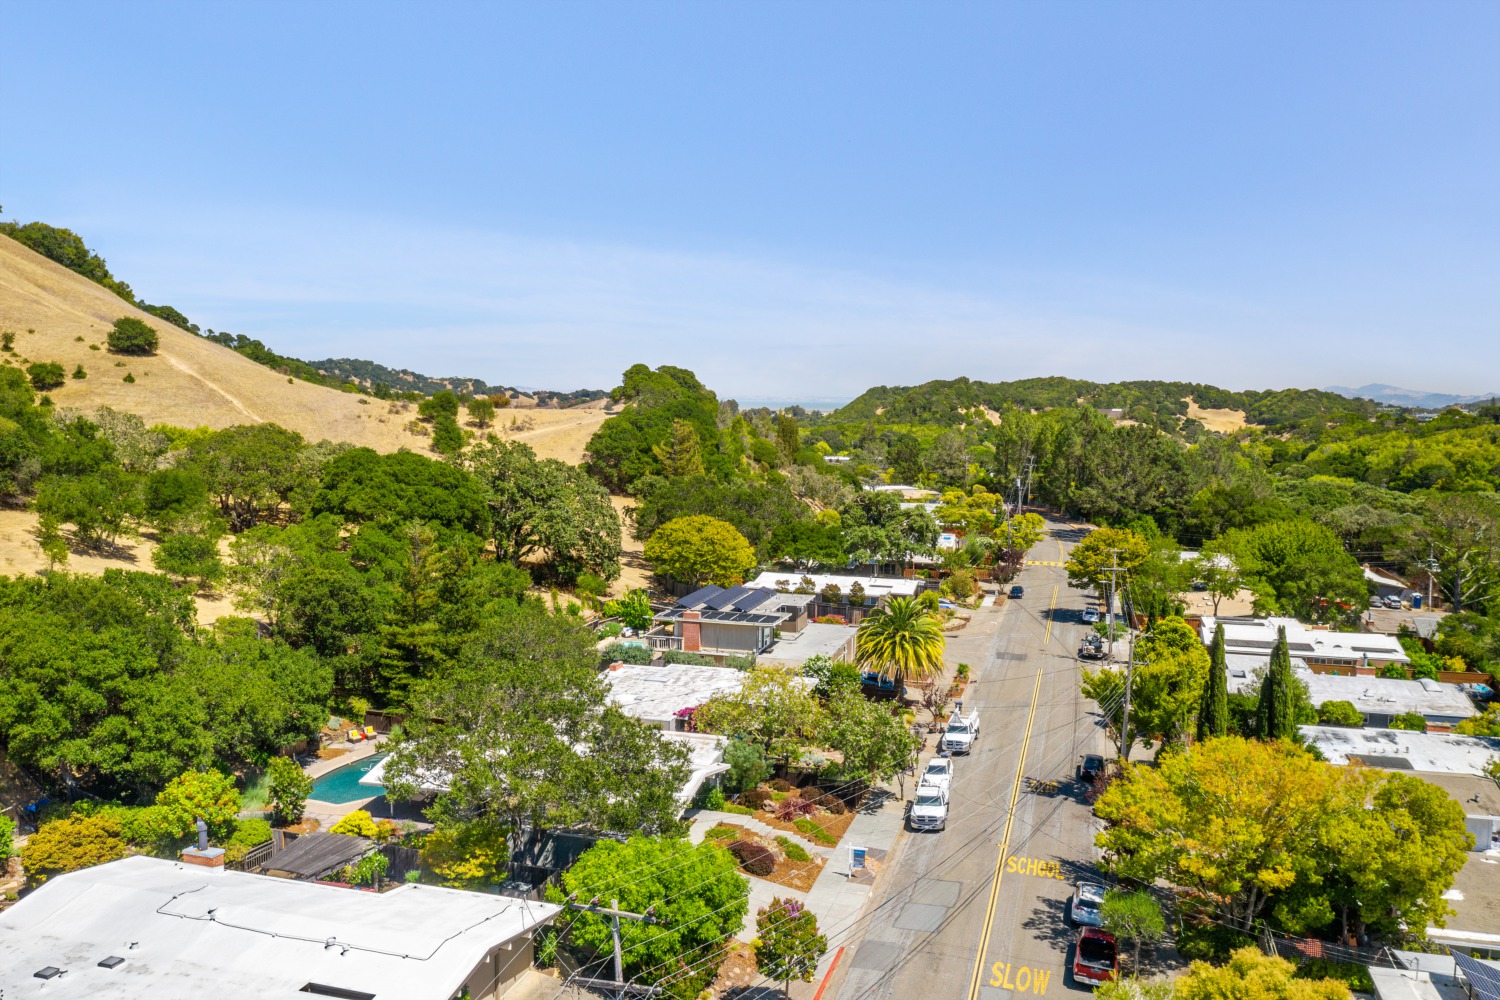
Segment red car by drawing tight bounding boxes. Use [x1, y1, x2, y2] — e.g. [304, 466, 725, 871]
[1073, 927, 1118, 986]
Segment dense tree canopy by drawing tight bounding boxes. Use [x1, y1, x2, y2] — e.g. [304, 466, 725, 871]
[0, 572, 327, 799]
[309, 447, 490, 535]
[385, 606, 691, 836]
[1095, 737, 1471, 939]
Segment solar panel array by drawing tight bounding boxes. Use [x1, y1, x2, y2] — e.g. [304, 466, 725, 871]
[1454, 951, 1500, 1000]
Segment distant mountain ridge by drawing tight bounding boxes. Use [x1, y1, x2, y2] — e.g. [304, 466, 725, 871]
[1324, 383, 1500, 409]
[829, 376, 1372, 431]
[308, 358, 607, 408]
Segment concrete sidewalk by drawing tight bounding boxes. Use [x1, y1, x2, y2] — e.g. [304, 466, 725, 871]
[790, 786, 910, 997]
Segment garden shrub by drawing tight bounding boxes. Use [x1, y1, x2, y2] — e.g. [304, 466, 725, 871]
[1174, 920, 1253, 962]
[729, 839, 776, 877]
[704, 824, 739, 842]
[722, 803, 754, 816]
[664, 650, 716, 666]
[740, 787, 774, 810]
[1295, 959, 1374, 991]
[1316, 700, 1364, 727]
[768, 778, 793, 793]
[776, 836, 812, 863]
[775, 798, 818, 822]
[722, 652, 756, 671]
[330, 810, 378, 837]
[1389, 712, 1428, 732]
[792, 818, 837, 846]
[811, 794, 846, 816]
[224, 817, 272, 861]
[601, 641, 653, 666]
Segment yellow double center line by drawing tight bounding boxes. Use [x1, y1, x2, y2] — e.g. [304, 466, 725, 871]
[964, 666, 1045, 1000]
[1042, 584, 1059, 646]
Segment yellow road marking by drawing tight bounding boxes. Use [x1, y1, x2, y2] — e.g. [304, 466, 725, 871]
[1043, 585, 1058, 645]
[965, 667, 1045, 1000]
[1057, 537, 1065, 563]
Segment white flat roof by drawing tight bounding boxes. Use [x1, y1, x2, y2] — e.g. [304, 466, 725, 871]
[759, 622, 858, 667]
[1300, 726, 1500, 775]
[0, 856, 559, 999]
[604, 663, 751, 725]
[1202, 615, 1409, 664]
[747, 571, 921, 599]
[1226, 663, 1475, 720]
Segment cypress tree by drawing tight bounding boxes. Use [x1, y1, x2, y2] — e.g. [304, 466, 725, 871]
[1197, 623, 1229, 742]
[1256, 625, 1297, 740]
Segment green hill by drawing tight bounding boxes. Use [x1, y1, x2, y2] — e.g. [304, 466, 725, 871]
[830, 377, 1373, 432]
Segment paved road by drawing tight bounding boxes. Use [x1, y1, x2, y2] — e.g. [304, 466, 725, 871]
[835, 516, 1113, 1000]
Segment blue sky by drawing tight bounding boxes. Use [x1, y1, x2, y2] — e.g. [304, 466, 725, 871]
[4, 1, 1497, 401]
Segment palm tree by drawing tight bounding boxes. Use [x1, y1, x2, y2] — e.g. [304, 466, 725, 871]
[856, 596, 946, 686]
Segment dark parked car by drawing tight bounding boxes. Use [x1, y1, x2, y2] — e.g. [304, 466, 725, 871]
[1077, 754, 1105, 783]
[1009, 585, 1025, 599]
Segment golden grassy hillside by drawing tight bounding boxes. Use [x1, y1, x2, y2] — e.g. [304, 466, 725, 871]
[0, 233, 609, 463]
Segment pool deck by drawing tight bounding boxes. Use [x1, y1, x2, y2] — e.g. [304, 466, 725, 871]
[301, 739, 433, 830]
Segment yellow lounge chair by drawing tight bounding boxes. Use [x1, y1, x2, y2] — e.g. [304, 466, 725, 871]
[348, 728, 364, 742]
[363, 725, 377, 739]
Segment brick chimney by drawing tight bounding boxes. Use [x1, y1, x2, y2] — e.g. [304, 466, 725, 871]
[180, 847, 226, 869]
[681, 610, 702, 653]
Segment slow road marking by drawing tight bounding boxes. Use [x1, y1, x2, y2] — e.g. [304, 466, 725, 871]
[989, 962, 1054, 994]
[964, 667, 1045, 1000]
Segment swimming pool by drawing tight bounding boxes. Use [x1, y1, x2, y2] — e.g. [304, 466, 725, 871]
[309, 753, 387, 804]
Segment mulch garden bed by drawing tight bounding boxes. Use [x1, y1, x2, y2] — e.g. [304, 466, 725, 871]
[703, 822, 826, 893]
[708, 941, 759, 994]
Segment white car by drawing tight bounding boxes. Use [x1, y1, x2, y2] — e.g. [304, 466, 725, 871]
[1082, 607, 1101, 624]
[909, 784, 950, 831]
[1069, 881, 1106, 926]
[920, 758, 953, 793]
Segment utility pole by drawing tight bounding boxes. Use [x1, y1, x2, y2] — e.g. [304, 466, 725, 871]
[1119, 600, 1139, 763]
[1423, 546, 1441, 610]
[563, 896, 659, 1000]
[1100, 550, 1126, 666]
[1022, 455, 1037, 510]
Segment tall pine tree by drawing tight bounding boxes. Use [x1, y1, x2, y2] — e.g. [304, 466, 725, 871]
[652, 419, 705, 477]
[1256, 625, 1297, 740]
[1197, 623, 1230, 741]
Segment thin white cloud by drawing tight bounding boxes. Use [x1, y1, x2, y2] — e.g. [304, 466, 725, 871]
[88, 205, 1495, 399]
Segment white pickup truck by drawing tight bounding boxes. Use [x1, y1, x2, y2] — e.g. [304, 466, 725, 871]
[940, 707, 980, 755]
[919, 757, 953, 793]
[908, 783, 950, 831]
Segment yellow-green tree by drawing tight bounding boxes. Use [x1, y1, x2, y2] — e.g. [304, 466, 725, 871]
[1094, 737, 1372, 931]
[643, 514, 756, 587]
[996, 511, 1047, 552]
[695, 666, 823, 765]
[934, 487, 1004, 535]
[1173, 947, 1349, 1000]
[855, 595, 946, 684]
[1066, 527, 1150, 602]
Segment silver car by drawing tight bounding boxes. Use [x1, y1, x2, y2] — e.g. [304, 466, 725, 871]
[1069, 881, 1106, 926]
